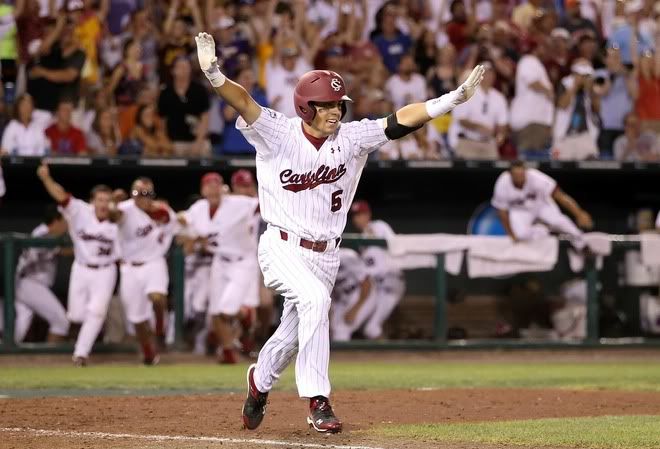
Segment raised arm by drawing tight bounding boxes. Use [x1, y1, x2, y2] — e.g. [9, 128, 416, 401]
[389, 65, 484, 133]
[195, 32, 262, 125]
[36, 163, 68, 204]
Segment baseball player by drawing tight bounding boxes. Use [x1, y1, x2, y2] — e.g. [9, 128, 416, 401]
[230, 169, 268, 354]
[178, 172, 259, 364]
[110, 178, 176, 365]
[350, 200, 406, 339]
[330, 248, 373, 341]
[492, 161, 593, 248]
[14, 206, 70, 343]
[195, 31, 484, 432]
[37, 163, 120, 366]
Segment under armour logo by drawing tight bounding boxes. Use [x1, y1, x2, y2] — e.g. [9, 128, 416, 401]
[330, 146, 341, 153]
[330, 78, 342, 91]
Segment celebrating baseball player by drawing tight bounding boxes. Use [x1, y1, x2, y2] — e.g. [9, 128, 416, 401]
[14, 206, 70, 343]
[178, 172, 259, 364]
[37, 162, 120, 366]
[110, 178, 176, 365]
[195, 31, 484, 432]
[492, 161, 594, 248]
[330, 248, 373, 341]
[351, 200, 406, 339]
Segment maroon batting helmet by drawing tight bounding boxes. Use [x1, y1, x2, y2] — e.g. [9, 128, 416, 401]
[293, 70, 352, 123]
[231, 169, 255, 187]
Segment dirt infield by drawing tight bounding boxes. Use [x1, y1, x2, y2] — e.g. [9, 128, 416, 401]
[3, 388, 660, 449]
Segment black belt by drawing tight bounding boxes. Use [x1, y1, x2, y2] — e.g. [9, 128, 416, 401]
[280, 230, 340, 253]
[85, 263, 113, 269]
[220, 255, 244, 263]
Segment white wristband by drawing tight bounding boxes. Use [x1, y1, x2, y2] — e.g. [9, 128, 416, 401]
[204, 63, 226, 88]
[424, 90, 460, 119]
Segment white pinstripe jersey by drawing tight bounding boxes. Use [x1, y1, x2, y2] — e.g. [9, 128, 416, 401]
[237, 107, 389, 241]
[117, 199, 177, 263]
[15, 224, 58, 286]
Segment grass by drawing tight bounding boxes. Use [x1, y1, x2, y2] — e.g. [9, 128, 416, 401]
[374, 415, 660, 449]
[1, 361, 660, 392]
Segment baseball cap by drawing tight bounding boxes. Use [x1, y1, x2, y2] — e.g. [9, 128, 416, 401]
[201, 172, 224, 187]
[231, 169, 255, 187]
[216, 16, 235, 30]
[350, 200, 371, 215]
[551, 28, 570, 40]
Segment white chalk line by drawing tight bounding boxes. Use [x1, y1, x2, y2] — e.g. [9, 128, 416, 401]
[0, 427, 393, 449]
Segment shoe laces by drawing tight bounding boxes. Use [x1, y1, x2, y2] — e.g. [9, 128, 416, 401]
[312, 399, 335, 420]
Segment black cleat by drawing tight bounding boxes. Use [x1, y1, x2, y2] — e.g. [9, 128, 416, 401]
[242, 364, 268, 430]
[307, 396, 342, 433]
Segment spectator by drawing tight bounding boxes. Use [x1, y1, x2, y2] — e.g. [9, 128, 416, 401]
[45, 99, 87, 155]
[613, 112, 659, 161]
[0, 93, 48, 155]
[384, 53, 427, 110]
[575, 33, 601, 69]
[220, 67, 268, 155]
[106, 38, 146, 108]
[264, 40, 312, 118]
[213, 16, 252, 81]
[596, 46, 637, 157]
[70, 0, 108, 86]
[129, 103, 172, 157]
[546, 27, 572, 87]
[449, 62, 508, 160]
[414, 28, 438, 78]
[26, 13, 86, 115]
[15, 0, 47, 66]
[445, 0, 477, 55]
[511, 0, 543, 32]
[0, 0, 17, 85]
[552, 59, 601, 160]
[427, 45, 458, 98]
[510, 38, 554, 159]
[607, 0, 654, 66]
[86, 106, 121, 156]
[371, 2, 412, 73]
[157, 56, 210, 157]
[159, 0, 202, 83]
[379, 127, 437, 160]
[560, 0, 599, 40]
[633, 32, 660, 134]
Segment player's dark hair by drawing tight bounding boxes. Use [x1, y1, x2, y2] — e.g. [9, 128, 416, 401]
[134, 176, 154, 186]
[510, 160, 525, 170]
[44, 204, 63, 225]
[450, 0, 464, 14]
[90, 184, 112, 200]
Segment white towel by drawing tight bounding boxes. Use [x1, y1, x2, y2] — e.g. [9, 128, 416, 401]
[467, 236, 559, 278]
[568, 232, 612, 272]
[387, 234, 470, 275]
[641, 233, 660, 266]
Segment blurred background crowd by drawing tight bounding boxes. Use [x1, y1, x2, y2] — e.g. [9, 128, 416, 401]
[0, 0, 658, 161]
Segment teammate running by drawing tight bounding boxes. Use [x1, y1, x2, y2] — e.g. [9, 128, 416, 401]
[195, 31, 484, 433]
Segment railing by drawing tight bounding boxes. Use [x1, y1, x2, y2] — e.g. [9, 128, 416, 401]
[1, 232, 658, 353]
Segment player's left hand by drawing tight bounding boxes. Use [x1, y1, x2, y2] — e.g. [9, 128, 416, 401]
[576, 210, 593, 230]
[454, 65, 485, 105]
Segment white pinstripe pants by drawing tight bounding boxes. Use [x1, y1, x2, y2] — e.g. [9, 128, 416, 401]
[253, 227, 340, 398]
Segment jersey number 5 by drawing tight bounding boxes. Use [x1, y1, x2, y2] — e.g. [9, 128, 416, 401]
[331, 190, 343, 212]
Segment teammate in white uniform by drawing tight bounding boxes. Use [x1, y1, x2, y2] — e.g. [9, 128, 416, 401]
[111, 177, 177, 365]
[37, 163, 120, 366]
[351, 200, 406, 339]
[179, 172, 259, 364]
[14, 207, 69, 342]
[492, 162, 593, 248]
[230, 169, 263, 355]
[195, 30, 484, 433]
[330, 248, 373, 341]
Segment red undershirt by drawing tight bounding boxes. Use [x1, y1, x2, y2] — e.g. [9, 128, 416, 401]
[301, 123, 328, 150]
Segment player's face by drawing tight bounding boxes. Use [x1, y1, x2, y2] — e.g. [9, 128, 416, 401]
[93, 191, 112, 220]
[311, 101, 343, 136]
[202, 180, 223, 204]
[510, 167, 527, 189]
[132, 180, 155, 210]
[232, 184, 256, 197]
[352, 212, 370, 231]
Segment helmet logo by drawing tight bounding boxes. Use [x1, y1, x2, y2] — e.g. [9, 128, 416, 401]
[330, 78, 342, 91]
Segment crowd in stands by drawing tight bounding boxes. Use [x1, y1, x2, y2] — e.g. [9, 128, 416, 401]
[0, 0, 658, 161]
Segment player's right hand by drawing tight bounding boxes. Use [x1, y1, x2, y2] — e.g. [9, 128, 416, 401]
[195, 32, 218, 72]
[36, 162, 50, 180]
[455, 65, 485, 104]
